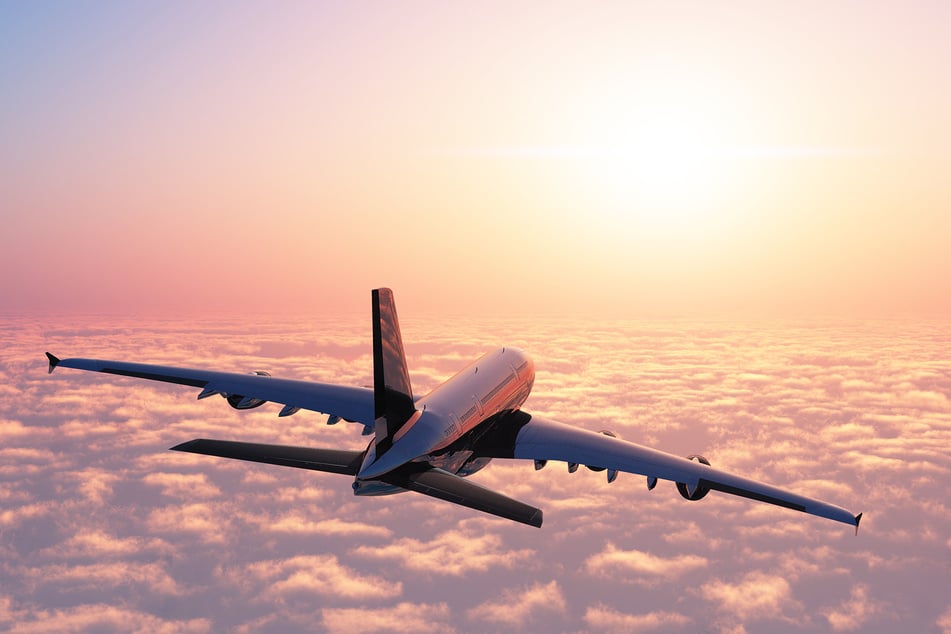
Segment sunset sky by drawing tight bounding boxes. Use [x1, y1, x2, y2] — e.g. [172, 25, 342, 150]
[2, 1, 950, 318]
[2, 2, 951, 633]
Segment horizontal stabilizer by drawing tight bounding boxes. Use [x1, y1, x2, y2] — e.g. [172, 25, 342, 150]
[380, 467, 542, 528]
[170, 439, 364, 475]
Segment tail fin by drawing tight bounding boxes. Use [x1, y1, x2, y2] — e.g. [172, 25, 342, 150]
[372, 288, 415, 457]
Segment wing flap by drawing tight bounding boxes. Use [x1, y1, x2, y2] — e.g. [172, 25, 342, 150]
[475, 413, 860, 527]
[380, 467, 543, 528]
[48, 356, 374, 426]
[171, 439, 365, 475]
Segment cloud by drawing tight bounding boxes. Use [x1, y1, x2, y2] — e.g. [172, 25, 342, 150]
[243, 555, 402, 601]
[3, 601, 210, 634]
[41, 530, 171, 559]
[23, 561, 183, 595]
[583, 604, 692, 633]
[822, 586, 886, 631]
[584, 543, 708, 581]
[143, 472, 221, 498]
[147, 503, 232, 543]
[67, 468, 120, 505]
[320, 602, 452, 634]
[263, 515, 392, 538]
[939, 606, 951, 634]
[0, 502, 51, 528]
[8, 314, 951, 632]
[700, 571, 801, 622]
[466, 581, 566, 627]
[351, 529, 534, 576]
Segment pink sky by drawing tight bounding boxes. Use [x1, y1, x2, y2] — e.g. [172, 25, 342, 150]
[1, 2, 950, 318]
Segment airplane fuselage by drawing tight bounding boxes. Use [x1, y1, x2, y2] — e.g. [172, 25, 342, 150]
[353, 347, 534, 493]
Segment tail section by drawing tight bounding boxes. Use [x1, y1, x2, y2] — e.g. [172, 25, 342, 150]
[372, 288, 415, 457]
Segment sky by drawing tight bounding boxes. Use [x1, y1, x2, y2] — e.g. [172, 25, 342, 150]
[1, 1, 950, 318]
[2, 1, 951, 632]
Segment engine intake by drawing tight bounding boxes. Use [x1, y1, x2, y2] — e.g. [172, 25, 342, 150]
[676, 454, 711, 501]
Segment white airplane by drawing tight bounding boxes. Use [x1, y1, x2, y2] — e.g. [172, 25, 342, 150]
[46, 288, 862, 531]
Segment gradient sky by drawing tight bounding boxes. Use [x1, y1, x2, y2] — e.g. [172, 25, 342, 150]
[3, 2, 951, 633]
[2, 1, 950, 318]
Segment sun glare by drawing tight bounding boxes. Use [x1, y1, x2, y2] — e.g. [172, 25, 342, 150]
[576, 99, 743, 232]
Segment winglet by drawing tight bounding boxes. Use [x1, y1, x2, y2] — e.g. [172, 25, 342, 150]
[45, 352, 60, 374]
[854, 512, 863, 536]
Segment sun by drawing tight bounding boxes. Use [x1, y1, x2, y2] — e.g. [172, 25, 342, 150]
[575, 98, 744, 232]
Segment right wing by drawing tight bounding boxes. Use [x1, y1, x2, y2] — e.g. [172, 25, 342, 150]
[46, 353, 374, 426]
[474, 411, 862, 529]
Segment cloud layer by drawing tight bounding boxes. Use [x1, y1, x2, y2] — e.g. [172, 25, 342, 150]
[2, 315, 949, 632]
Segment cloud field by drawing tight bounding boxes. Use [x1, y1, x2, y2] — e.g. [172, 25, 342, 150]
[1, 315, 949, 632]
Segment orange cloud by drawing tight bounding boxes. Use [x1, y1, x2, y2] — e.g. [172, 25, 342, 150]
[582, 604, 692, 633]
[466, 581, 566, 627]
[701, 571, 801, 622]
[320, 602, 452, 634]
[584, 543, 708, 581]
[351, 529, 534, 576]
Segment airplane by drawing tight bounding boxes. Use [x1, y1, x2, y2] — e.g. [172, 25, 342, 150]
[45, 288, 862, 531]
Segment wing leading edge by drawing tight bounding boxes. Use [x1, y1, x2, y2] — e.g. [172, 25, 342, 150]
[46, 353, 374, 426]
[475, 411, 861, 528]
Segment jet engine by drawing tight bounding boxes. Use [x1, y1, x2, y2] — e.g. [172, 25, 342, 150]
[226, 371, 270, 410]
[227, 394, 267, 410]
[676, 454, 711, 501]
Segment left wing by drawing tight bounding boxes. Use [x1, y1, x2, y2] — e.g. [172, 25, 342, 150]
[474, 411, 862, 529]
[45, 353, 374, 426]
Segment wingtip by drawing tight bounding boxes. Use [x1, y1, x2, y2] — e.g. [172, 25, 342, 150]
[170, 439, 202, 452]
[45, 352, 60, 374]
[854, 512, 863, 536]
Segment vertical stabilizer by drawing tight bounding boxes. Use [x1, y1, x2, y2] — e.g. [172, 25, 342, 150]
[372, 288, 415, 457]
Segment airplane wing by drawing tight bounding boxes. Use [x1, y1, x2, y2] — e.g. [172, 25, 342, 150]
[171, 439, 366, 474]
[45, 353, 374, 426]
[380, 465, 544, 527]
[474, 411, 862, 528]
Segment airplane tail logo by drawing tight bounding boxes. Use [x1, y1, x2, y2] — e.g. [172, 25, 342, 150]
[371, 288, 416, 457]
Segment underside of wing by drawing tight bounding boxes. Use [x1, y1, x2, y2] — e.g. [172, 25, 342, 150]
[46, 353, 374, 427]
[171, 439, 366, 475]
[379, 465, 543, 528]
[472, 411, 861, 528]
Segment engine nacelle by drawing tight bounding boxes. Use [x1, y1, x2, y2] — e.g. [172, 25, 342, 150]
[227, 394, 267, 410]
[676, 454, 711, 501]
[226, 371, 271, 410]
[586, 430, 618, 472]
